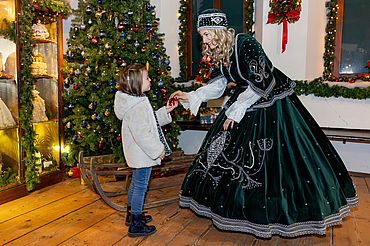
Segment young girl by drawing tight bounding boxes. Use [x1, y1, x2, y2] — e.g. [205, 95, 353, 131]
[114, 64, 178, 237]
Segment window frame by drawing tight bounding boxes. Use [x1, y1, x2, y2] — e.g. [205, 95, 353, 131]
[333, 0, 367, 78]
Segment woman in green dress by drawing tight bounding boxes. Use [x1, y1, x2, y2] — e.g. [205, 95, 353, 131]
[170, 9, 358, 238]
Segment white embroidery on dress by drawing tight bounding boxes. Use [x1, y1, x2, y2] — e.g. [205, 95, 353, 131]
[249, 56, 269, 83]
[189, 131, 273, 190]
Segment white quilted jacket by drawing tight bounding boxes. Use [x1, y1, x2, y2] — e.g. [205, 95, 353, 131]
[114, 91, 172, 168]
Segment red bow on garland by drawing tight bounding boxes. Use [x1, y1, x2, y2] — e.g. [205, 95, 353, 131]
[267, 0, 302, 53]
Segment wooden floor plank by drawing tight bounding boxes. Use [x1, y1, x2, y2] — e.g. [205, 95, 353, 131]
[0, 188, 100, 245]
[194, 226, 230, 246]
[223, 232, 255, 245]
[167, 216, 212, 245]
[251, 236, 280, 246]
[364, 177, 370, 194]
[59, 212, 128, 246]
[278, 230, 332, 246]
[333, 216, 362, 246]
[352, 177, 368, 195]
[64, 203, 179, 246]
[6, 200, 116, 246]
[0, 179, 85, 223]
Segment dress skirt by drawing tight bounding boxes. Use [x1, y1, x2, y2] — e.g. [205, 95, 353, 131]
[179, 91, 358, 238]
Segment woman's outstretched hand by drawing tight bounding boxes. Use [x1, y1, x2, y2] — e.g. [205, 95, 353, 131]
[170, 90, 188, 103]
[223, 118, 235, 130]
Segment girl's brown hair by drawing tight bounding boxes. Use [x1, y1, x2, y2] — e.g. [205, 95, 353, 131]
[117, 64, 146, 95]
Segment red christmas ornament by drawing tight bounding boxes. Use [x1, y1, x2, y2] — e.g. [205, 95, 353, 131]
[122, 44, 126, 50]
[118, 23, 125, 32]
[168, 97, 178, 106]
[98, 142, 103, 148]
[157, 70, 162, 75]
[161, 88, 168, 94]
[349, 79, 355, 83]
[73, 84, 79, 90]
[104, 63, 109, 68]
[133, 26, 140, 32]
[91, 37, 98, 44]
[116, 136, 121, 142]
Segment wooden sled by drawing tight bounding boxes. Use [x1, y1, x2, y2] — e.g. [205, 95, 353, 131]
[78, 151, 194, 212]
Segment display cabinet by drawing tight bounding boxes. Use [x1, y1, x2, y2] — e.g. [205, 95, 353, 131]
[0, 0, 65, 204]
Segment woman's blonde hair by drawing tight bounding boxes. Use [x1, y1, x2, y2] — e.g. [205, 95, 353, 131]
[118, 64, 146, 95]
[201, 28, 235, 68]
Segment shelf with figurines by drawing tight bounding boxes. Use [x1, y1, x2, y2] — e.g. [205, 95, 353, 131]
[30, 84, 59, 123]
[32, 20, 57, 44]
[30, 50, 57, 79]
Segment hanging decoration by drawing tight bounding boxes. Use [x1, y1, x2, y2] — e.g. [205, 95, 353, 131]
[266, 0, 301, 53]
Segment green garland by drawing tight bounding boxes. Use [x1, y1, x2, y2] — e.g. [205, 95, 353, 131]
[295, 78, 370, 99]
[33, 0, 70, 15]
[177, 0, 189, 81]
[18, 0, 69, 191]
[19, 0, 39, 191]
[323, 0, 337, 80]
[0, 19, 16, 42]
[244, 0, 255, 35]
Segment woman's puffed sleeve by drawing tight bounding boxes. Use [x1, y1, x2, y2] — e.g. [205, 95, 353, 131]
[181, 75, 228, 116]
[225, 86, 260, 123]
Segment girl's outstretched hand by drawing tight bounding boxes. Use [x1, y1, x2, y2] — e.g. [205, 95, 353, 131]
[170, 90, 188, 103]
[166, 97, 178, 113]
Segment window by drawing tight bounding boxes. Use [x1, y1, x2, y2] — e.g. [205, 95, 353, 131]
[334, 0, 370, 76]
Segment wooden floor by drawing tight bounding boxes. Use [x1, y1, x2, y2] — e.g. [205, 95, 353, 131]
[0, 173, 369, 246]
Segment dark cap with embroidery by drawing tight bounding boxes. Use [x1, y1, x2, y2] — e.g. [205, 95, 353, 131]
[197, 9, 228, 31]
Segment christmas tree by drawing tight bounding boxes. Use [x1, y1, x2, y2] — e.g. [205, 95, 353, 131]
[64, 0, 180, 164]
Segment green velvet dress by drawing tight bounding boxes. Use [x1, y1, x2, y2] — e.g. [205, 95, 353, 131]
[179, 33, 358, 238]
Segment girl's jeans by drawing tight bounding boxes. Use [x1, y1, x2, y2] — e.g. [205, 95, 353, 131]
[127, 167, 152, 215]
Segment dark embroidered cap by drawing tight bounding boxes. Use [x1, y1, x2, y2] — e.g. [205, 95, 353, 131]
[197, 9, 228, 31]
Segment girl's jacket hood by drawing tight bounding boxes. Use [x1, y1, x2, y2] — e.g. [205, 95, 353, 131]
[114, 91, 146, 120]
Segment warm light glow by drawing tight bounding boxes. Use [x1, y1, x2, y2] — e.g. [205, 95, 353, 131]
[52, 145, 70, 153]
[62, 146, 70, 153]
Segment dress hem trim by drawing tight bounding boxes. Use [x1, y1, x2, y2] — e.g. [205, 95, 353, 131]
[179, 195, 359, 238]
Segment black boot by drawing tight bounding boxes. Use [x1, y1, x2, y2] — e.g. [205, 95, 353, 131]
[128, 214, 156, 237]
[125, 206, 153, 226]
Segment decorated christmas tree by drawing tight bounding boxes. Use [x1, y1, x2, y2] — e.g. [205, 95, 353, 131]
[64, 0, 180, 164]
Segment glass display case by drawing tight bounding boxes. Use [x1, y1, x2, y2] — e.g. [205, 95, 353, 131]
[0, 0, 64, 201]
